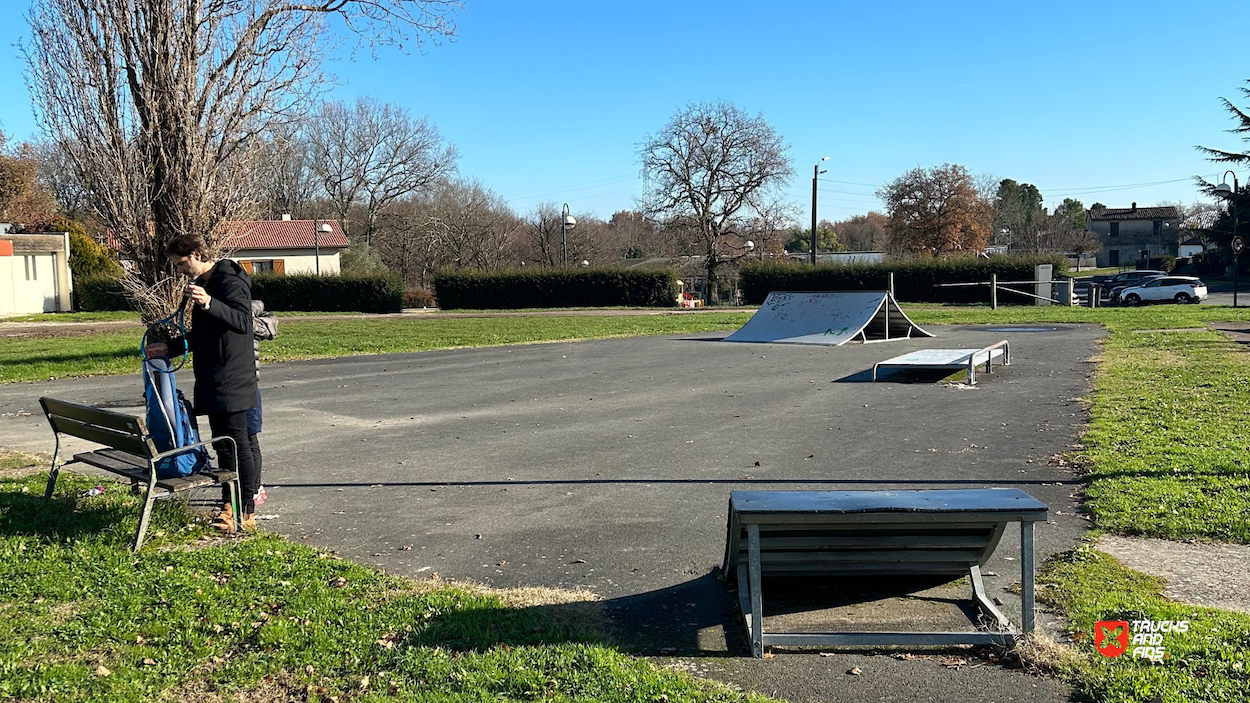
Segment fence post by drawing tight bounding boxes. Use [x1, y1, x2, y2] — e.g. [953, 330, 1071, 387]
[991, 274, 998, 310]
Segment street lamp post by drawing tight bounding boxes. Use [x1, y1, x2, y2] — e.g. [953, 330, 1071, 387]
[811, 157, 829, 265]
[1216, 171, 1240, 307]
[561, 203, 577, 267]
[313, 220, 332, 275]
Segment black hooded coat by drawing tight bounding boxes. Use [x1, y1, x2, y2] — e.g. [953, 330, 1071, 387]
[169, 259, 258, 414]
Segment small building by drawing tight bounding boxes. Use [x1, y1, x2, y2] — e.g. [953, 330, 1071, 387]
[0, 232, 74, 314]
[1088, 203, 1182, 268]
[219, 216, 349, 275]
[1178, 235, 1204, 259]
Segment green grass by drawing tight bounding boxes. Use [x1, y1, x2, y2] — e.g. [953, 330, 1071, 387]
[1038, 545, 1250, 703]
[0, 459, 772, 703]
[0, 313, 753, 384]
[0, 311, 140, 323]
[904, 305, 1250, 543]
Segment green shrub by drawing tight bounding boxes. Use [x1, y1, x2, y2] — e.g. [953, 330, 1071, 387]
[433, 268, 677, 310]
[739, 255, 1070, 305]
[64, 222, 123, 280]
[76, 275, 131, 311]
[251, 273, 402, 313]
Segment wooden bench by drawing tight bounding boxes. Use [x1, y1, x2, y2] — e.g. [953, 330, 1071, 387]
[722, 488, 1048, 657]
[40, 397, 241, 551]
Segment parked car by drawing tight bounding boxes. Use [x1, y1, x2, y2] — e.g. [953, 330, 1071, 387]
[1105, 270, 1167, 303]
[1119, 276, 1208, 306]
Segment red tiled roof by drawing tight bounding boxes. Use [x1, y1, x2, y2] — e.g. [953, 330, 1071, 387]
[220, 220, 349, 250]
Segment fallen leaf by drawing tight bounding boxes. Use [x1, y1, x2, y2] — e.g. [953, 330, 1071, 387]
[142, 658, 156, 667]
[400, 545, 412, 551]
[329, 576, 348, 588]
[359, 676, 370, 690]
[847, 667, 862, 675]
[96, 665, 111, 677]
[305, 665, 315, 675]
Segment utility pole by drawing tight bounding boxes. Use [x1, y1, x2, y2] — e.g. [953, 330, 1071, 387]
[811, 157, 829, 265]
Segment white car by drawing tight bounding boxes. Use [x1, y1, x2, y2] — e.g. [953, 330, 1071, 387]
[1119, 276, 1208, 306]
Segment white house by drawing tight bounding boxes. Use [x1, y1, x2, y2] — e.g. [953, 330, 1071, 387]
[0, 232, 74, 314]
[219, 216, 349, 275]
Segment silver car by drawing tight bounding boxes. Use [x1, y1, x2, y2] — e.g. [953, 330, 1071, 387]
[1120, 276, 1208, 306]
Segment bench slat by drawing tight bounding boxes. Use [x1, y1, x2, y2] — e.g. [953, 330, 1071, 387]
[51, 416, 153, 457]
[73, 450, 237, 493]
[41, 397, 147, 435]
[750, 535, 993, 549]
[749, 549, 985, 564]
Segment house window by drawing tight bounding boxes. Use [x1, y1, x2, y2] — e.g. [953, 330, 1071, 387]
[1153, 220, 1162, 237]
[239, 259, 285, 276]
[1109, 222, 1119, 237]
[24, 256, 37, 280]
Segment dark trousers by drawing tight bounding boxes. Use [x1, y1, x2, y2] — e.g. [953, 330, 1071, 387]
[209, 411, 258, 514]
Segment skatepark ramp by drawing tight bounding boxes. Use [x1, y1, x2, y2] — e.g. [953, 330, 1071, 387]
[724, 291, 934, 346]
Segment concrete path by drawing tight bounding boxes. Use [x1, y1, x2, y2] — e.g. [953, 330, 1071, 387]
[0, 324, 1103, 703]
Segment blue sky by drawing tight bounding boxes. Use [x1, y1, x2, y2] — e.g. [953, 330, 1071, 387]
[1, 1, 1247, 222]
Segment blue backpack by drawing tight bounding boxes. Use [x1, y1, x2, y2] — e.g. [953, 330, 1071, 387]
[143, 357, 210, 478]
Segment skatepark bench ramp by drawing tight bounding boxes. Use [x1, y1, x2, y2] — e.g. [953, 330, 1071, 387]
[873, 340, 1010, 385]
[39, 397, 243, 551]
[724, 291, 934, 346]
[722, 489, 1048, 657]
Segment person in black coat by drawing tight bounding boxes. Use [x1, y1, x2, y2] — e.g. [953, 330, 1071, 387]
[145, 234, 259, 530]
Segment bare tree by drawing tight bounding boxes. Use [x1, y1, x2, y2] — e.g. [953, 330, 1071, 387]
[523, 202, 563, 267]
[308, 97, 457, 245]
[639, 101, 793, 302]
[32, 139, 88, 220]
[24, 0, 461, 305]
[255, 126, 318, 219]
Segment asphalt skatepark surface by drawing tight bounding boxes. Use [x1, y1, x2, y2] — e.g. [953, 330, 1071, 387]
[0, 323, 1104, 703]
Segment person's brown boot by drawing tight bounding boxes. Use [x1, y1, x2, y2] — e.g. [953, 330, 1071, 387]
[210, 503, 235, 532]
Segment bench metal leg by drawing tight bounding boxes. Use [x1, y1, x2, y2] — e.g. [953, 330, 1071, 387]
[43, 436, 62, 500]
[1021, 519, 1036, 633]
[748, 524, 764, 658]
[969, 565, 1013, 631]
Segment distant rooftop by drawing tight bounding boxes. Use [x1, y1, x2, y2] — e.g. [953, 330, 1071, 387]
[1089, 203, 1181, 221]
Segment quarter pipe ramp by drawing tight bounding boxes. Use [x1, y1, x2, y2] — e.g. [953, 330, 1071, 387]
[724, 291, 934, 346]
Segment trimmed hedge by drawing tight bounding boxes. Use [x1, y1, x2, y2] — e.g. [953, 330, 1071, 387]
[73, 272, 402, 313]
[76, 275, 130, 311]
[739, 255, 1071, 305]
[433, 269, 677, 310]
[251, 273, 402, 313]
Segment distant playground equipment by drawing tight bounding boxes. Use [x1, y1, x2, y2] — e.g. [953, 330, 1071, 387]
[873, 340, 1010, 385]
[724, 291, 933, 346]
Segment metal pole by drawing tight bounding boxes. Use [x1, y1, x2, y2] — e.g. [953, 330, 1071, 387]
[810, 164, 818, 266]
[314, 219, 320, 275]
[1021, 520, 1036, 633]
[888, 271, 895, 298]
[991, 273, 997, 309]
[562, 203, 570, 267]
[1234, 177, 1239, 308]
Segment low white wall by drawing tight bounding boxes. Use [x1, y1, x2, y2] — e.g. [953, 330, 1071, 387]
[227, 248, 343, 275]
